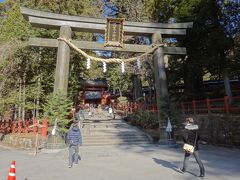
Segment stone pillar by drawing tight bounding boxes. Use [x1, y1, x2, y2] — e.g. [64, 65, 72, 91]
[54, 26, 72, 94]
[132, 74, 143, 101]
[152, 33, 169, 143]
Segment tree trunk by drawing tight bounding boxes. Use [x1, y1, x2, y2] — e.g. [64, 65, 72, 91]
[132, 74, 143, 101]
[18, 78, 22, 119]
[223, 71, 232, 103]
[22, 73, 26, 121]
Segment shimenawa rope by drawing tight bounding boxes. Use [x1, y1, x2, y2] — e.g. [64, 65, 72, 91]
[57, 37, 164, 64]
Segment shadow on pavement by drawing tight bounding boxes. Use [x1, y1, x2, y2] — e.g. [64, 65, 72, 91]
[152, 157, 178, 170]
[153, 158, 198, 177]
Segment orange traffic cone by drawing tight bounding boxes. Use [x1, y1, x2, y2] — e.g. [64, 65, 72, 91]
[7, 161, 16, 180]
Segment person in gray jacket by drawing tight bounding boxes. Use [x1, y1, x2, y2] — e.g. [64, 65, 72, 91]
[67, 120, 82, 168]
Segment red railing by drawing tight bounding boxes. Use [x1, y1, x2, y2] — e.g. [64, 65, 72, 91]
[0, 119, 48, 137]
[181, 96, 240, 114]
[114, 96, 240, 115]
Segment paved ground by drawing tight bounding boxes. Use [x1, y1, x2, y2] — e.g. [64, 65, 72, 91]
[0, 144, 240, 180]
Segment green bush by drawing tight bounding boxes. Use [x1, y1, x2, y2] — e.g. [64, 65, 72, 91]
[127, 110, 158, 129]
[126, 98, 183, 140]
[42, 91, 72, 133]
[117, 96, 128, 103]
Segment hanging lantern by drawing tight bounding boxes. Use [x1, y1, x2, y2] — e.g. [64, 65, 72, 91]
[121, 62, 125, 73]
[103, 62, 107, 72]
[86, 58, 91, 69]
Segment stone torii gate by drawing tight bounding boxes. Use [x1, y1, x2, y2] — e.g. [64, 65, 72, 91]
[21, 7, 193, 141]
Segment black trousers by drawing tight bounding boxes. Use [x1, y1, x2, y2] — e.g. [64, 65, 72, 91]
[182, 150, 205, 176]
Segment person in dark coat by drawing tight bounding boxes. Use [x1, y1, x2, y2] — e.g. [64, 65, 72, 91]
[180, 117, 205, 178]
[67, 120, 82, 168]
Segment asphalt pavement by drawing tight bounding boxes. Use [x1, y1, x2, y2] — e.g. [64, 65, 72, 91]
[0, 144, 240, 180]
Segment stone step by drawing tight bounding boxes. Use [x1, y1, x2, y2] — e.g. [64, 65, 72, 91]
[83, 134, 148, 138]
[84, 116, 110, 120]
[82, 125, 131, 129]
[82, 127, 140, 131]
[83, 141, 152, 146]
[83, 122, 128, 125]
[83, 140, 150, 145]
[83, 138, 151, 143]
[81, 131, 143, 136]
[82, 129, 137, 132]
[83, 120, 123, 124]
[83, 124, 136, 128]
[83, 136, 149, 141]
[79, 112, 151, 146]
[81, 129, 145, 135]
[83, 138, 149, 142]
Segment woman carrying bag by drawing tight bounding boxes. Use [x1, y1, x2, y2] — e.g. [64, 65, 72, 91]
[180, 117, 205, 178]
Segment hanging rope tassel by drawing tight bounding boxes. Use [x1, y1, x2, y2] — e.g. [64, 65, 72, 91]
[103, 62, 107, 72]
[86, 58, 91, 69]
[121, 62, 125, 73]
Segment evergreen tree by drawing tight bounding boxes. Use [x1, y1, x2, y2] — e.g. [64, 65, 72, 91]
[42, 91, 72, 132]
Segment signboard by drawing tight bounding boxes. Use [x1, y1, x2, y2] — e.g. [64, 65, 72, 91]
[104, 18, 124, 48]
[85, 91, 101, 100]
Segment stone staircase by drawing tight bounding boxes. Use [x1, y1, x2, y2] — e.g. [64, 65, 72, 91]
[81, 111, 152, 146]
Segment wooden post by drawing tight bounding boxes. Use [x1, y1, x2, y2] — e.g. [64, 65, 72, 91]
[18, 78, 22, 119]
[33, 120, 40, 156]
[192, 100, 196, 114]
[130, 102, 133, 113]
[25, 120, 30, 133]
[29, 119, 46, 156]
[12, 121, 16, 133]
[41, 119, 48, 137]
[206, 98, 211, 114]
[128, 102, 130, 113]
[224, 96, 229, 114]
[152, 33, 169, 143]
[18, 120, 23, 133]
[33, 119, 38, 134]
[181, 102, 185, 114]
[54, 26, 72, 94]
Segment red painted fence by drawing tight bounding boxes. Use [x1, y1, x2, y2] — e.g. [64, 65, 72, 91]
[181, 96, 240, 114]
[114, 96, 240, 115]
[0, 119, 48, 137]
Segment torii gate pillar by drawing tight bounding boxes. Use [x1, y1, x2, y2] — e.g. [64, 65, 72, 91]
[54, 26, 72, 94]
[152, 33, 169, 142]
